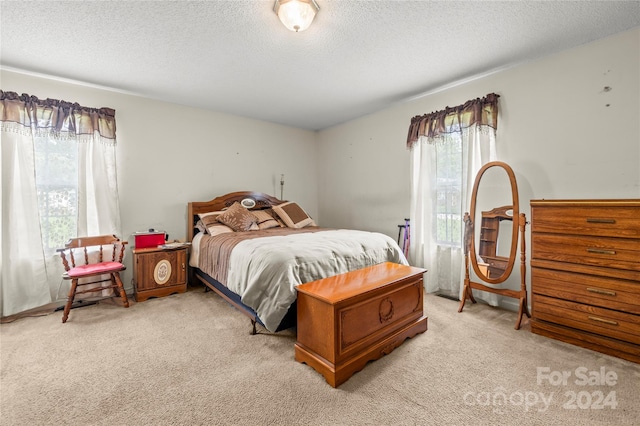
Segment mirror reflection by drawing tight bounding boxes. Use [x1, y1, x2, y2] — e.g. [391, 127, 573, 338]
[496, 218, 513, 257]
[477, 206, 513, 279]
[473, 165, 515, 281]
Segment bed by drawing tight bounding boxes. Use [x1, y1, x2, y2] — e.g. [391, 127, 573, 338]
[187, 191, 408, 333]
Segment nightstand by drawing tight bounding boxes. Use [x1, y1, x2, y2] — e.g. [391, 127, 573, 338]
[132, 246, 188, 302]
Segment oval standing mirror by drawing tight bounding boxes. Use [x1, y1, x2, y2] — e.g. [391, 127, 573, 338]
[458, 161, 530, 329]
[470, 162, 519, 283]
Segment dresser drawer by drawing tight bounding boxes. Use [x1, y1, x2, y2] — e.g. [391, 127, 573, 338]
[531, 267, 640, 314]
[531, 233, 640, 271]
[531, 203, 640, 238]
[533, 294, 640, 345]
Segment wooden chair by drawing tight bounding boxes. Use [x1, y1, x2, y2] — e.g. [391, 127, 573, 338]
[57, 235, 130, 323]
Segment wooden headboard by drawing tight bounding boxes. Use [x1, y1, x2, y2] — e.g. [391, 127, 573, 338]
[187, 191, 286, 241]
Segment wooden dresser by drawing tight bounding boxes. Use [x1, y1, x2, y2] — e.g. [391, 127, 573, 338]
[530, 199, 640, 363]
[295, 262, 427, 387]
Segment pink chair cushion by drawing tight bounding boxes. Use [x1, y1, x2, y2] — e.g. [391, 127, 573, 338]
[67, 261, 124, 278]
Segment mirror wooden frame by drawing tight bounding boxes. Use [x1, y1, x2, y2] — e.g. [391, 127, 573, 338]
[458, 161, 530, 329]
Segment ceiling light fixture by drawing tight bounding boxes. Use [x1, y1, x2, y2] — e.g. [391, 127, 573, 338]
[273, 0, 319, 32]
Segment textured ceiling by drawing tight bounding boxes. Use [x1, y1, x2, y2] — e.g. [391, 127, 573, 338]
[1, 1, 639, 131]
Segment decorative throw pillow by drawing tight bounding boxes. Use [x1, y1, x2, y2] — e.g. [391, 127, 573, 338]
[198, 211, 234, 236]
[217, 202, 259, 232]
[272, 202, 315, 228]
[195, 219, 207, 234]
[253, 209, 281, 230]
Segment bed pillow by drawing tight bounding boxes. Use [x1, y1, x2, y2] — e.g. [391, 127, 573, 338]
[253, 209, 281, 230]
[217, 201, 259, 232]
[198, 211, 234, 236]
[272, 202, 316, 228]
[195, 219, 207, 234]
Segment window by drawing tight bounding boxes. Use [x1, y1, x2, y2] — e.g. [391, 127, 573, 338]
[435, 133, 462, 247]
[1, 91, 121, 317]
[406, 93, 499, 297]
[34, 136, 79, 254]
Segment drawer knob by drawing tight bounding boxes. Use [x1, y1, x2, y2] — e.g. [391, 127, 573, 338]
[588, 316, 619, 326]
[587, 248, 616, 255]
[587, 287, 617, 297]
[586, 218, 616, 224]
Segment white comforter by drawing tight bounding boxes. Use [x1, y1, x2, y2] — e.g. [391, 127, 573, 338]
[196, 229, 408, 332]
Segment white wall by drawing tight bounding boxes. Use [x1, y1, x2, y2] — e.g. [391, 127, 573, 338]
[1, 70, 318, 292]
[317, 27, 640, 309]
[2, 27, 638, 305]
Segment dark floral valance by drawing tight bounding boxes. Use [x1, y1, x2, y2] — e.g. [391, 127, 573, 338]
[406, 93, 499, 149]
[0, 90, 116, 140]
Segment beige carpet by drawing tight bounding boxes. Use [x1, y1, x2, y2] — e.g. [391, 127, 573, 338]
[1, 287, 639, 425]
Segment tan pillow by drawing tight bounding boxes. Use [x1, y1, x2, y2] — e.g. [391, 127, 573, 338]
[198, 211, 234, 236]
[272, 202, 315, 228]
[217, 202, 259, 232]
[253, 209, 281, 230]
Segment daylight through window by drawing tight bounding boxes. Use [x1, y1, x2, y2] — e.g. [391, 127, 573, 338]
[34, 136, 79, 254]
[435, 133, 462, 247]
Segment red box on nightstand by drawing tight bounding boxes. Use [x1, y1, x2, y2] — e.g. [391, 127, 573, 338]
[134, 231, 166, 249]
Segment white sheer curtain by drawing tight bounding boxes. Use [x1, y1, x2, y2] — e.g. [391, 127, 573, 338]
[76, 137, 121, 238]
[0, 129, 51, 316]
[0, 92, 121, 317]
[406, 94, 499, 300]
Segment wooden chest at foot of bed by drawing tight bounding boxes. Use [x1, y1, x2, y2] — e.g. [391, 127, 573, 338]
[295, 262, 427, 387]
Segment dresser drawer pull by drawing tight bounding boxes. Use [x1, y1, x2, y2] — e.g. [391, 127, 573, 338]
[586, 287, 616, 296]
[588, 316, 618, 326]
[586, 218, 616, 224]
[586, 248, 616, 255]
